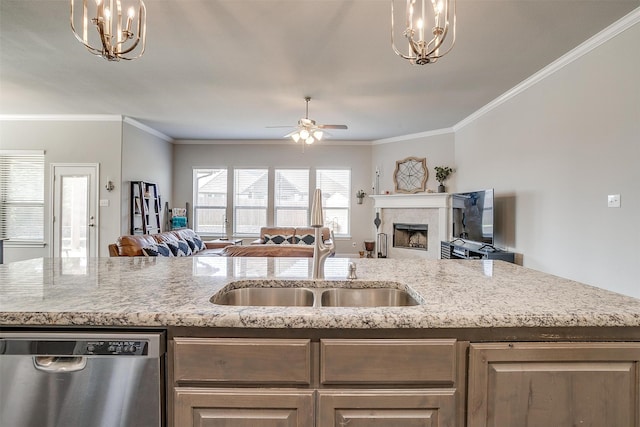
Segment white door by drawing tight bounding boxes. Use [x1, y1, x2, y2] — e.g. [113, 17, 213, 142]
[52, 164, 99, 258]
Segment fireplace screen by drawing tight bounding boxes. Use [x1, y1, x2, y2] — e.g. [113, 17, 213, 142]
[393, 223, 428, 250]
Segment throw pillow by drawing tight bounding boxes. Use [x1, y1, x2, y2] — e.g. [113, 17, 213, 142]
[142, 242, 174, 257]
[183, 237, 199, 254]
[296, 233, 315, 245]
[166, 240, 192, 257]
[193, 235, 207, 251]
[263, 234, 293, 245]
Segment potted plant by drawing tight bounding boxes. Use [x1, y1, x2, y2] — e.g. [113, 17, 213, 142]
[356, 189, 366, 204]
[434, 166, 454, 193]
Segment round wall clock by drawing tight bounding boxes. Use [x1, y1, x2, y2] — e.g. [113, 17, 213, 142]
[393, 157, 428, 193]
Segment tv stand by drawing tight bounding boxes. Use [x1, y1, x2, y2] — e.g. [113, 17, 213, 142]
[441, 240, 515, 263]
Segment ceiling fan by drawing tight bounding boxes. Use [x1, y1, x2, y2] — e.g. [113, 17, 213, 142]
[269, 97, 348, 144]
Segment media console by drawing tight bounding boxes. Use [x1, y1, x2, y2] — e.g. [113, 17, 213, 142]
[441, 240, 515, 263]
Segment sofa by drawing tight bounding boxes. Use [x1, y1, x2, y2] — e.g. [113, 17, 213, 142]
[109, 226, 334, 258]
[220, 226, 334, 257]
[108, 229, 223, 257]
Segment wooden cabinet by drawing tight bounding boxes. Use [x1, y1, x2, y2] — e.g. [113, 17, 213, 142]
[467, 342, 640, 427]
[319, 339, 461, 427]
[174, 388, 314, 427]
[171, 337, 465, 427]
[317, 389, 456, 427]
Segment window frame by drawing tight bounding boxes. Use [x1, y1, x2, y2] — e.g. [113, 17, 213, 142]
[233, 168, 269, 236]
[274, 168, 310, 228]
[0, 150, 45, 246]
[316, 168, 351, 237]
[192, 168, 228, 235]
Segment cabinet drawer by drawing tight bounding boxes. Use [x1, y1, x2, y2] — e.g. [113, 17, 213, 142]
[318, 389, 456, 427]
[174, 338, 311, 385]
[321, 339, 457, 385]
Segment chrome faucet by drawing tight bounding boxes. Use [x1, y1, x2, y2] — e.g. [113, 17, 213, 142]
[310, 189, 335, 280]
[347, 262, 357, 280]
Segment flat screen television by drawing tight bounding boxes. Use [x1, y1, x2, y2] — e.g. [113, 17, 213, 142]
[451, 189, 494, 246]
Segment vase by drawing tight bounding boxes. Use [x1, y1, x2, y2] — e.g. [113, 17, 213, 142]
[356, 197, 364, 204]
[438, 184, 446, 193]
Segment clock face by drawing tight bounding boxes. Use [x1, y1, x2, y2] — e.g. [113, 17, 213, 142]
[394, 157, 428, 193]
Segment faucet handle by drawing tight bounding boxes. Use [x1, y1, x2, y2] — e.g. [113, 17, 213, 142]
[347, 262, 357, 280]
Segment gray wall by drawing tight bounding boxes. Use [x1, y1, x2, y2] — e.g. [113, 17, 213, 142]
[454, 22, 640, 298]
[172, 141, 372, 255]
[122, 121, 174, 235]
[371, 132, 456, 195]
[0, 118, 123, 261]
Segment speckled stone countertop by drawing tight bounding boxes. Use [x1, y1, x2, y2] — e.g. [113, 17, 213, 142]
[1, 257, 639, 329]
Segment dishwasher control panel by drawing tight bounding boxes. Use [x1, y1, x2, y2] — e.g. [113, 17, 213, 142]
[85, 340, 148, 356]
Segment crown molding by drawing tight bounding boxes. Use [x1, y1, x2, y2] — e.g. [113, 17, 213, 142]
[172, 139, 372, 146]
[453, 6, 640, 132]
[372, 127, 454, 145]
[123, 117, 173, 142]
[0, 114, 122, 122]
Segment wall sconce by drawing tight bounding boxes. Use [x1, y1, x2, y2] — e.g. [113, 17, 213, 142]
[105, 180, 115, 192]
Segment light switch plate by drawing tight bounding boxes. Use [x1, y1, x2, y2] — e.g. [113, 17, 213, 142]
[99, 199, 109, 207]
[607, 194, 620, 208]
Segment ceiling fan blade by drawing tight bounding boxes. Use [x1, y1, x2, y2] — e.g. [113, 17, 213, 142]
[318, 124, 348, 130]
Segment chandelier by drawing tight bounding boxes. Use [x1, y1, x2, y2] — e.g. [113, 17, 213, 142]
[391, 0, 456, 65]
[70, 0, 147, 61]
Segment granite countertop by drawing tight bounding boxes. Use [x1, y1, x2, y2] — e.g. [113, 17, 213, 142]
[1, 257, 639, 329]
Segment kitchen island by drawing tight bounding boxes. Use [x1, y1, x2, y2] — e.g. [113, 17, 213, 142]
[2, 257, 640, 427]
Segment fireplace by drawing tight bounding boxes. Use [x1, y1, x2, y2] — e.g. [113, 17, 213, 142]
[393, 223, 428, 251]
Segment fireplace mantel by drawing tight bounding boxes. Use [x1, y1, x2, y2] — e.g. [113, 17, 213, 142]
[370, 193, 451, 259]
[370, 193, 449, 209]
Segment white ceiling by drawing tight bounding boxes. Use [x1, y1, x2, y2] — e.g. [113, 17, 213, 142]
[1, 0, 638, 141]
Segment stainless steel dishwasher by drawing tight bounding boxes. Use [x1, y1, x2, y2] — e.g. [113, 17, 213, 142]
[0, 331, 165, 427]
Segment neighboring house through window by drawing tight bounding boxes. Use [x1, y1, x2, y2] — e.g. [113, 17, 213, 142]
[193, 168, 227, 234]
[274, 169, 309, 227]
[192, 167, 351, 237]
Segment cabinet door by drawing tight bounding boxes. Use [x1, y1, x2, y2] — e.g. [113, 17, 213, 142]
[318, 389, 456, 427]
[468, 342, 640, 427]
[174, 388, 314, 427]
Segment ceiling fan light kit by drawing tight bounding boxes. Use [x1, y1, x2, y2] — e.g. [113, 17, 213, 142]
[391, 0, 456, 65]
[282, 97, 347, 145]
[70, 0, 147, 61]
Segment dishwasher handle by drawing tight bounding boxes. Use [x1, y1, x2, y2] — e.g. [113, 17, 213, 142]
[33, 356, 87, 373]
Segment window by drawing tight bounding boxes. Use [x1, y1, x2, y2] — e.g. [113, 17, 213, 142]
[316, 169, 350, 236]
[274, 169, 309, 227]
[0, 150, 45, 243]
[193, 168, 227, 234]
[234, 169, 268, 235]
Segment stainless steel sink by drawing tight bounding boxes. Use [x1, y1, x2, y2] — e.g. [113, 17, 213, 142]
[211, 287, 314, 307]
[320, 288, 419, 307]
[211, 281, 421, 307]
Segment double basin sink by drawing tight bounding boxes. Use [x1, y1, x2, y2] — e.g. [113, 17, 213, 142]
[211, 280, 421, 308]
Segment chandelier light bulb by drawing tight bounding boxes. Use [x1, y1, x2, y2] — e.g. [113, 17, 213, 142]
[291, 133, 301, 143]
[300, 129, 310, 140]
[391, 0, 456, 65]
[71, 0, 147, 61]
[313, 130, 324, 140]
[305, 137, 315, 145]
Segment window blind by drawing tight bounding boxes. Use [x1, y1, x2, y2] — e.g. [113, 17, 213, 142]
[0, 150, 45, 242]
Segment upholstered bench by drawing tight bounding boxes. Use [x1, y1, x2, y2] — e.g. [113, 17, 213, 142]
[221, 226, 334, 257]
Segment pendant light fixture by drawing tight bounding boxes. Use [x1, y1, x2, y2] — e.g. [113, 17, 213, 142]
[391, 0, 456, 65]
[70, 0, 147, 61]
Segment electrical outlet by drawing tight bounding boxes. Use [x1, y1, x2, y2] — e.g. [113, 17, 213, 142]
[607, 194, 621, 208]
